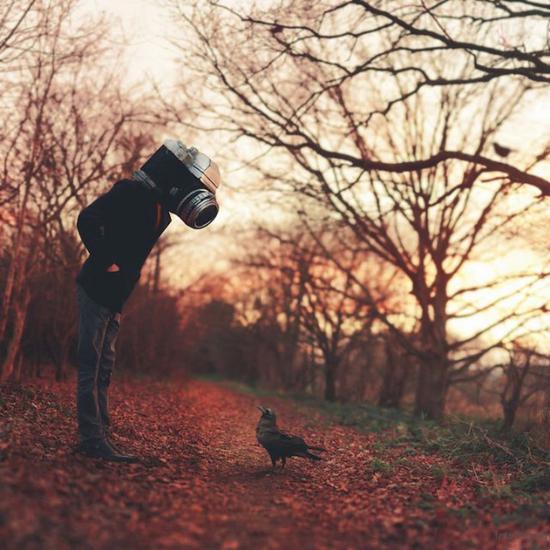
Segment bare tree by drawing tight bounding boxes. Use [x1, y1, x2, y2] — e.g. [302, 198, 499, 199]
[169, 2, 550, 418]
[497, 343, 550, 431]
[0, 0, 143, 380]
[377, 331, 416, 409]
[240, 1, 550, 86]
[297, 81, 549, 419]
[0, 0, 43, 69]
[300, 248, 374, 401]
[232, 225, 399, 398]
[238, 229, 311, 389]
[171, 0, 549, 194]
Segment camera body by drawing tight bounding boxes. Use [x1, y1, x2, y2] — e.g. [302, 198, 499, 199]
[134, 140, 220, 229]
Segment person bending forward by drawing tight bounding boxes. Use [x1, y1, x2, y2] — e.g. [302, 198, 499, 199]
[74, 140, 221, 462]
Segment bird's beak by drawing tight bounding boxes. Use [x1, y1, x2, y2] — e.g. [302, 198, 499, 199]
[257, 405, 266, 413]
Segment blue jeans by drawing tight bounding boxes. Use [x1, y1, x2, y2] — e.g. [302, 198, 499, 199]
[76, 284, 121, 443]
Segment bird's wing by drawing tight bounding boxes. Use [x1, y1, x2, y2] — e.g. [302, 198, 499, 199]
[258, 428, 308, 452]
[280, 431, 325, 451]
[279, 430, 306, 445]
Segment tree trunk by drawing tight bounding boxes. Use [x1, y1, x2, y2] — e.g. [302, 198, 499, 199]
[378, 342, 408, 408]
[414, 272, 449, 421]
[500, 375, 523, 432]
[0, 253, 20, 344]
[324, 361, 337, 401]
[378, 366, 407, 408]
[55, 350, 69, 382]
[13, 353, 24, 382]
[1, 289, 31, 382]
[0, 179, 31, 343]
[501, 400, 518, 432]
[414, 358, 449, 421]
[278, 334, 300, 390]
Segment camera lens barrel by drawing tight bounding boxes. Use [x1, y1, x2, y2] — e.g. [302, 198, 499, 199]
[175, 188, 219, 229]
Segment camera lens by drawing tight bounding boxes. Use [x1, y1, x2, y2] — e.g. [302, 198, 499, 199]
[195, 204, 218, 228]
[175, 189, 219, 229]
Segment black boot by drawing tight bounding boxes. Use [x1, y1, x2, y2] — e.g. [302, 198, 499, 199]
[105, 433, 138, 462]
[76, 439, 139, 463]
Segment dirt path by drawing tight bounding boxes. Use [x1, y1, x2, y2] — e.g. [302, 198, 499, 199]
[1, 378, 549, 549]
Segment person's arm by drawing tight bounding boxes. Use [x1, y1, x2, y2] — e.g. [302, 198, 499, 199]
[77, 183, 126, 271]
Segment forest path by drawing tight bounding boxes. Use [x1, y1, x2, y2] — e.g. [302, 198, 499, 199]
[1, 378, 548, 549]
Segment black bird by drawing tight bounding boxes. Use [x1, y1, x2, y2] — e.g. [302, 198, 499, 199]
[493, 142, 514, 158]
[270, 24, 285, 35]
[256, 406, 326, 469]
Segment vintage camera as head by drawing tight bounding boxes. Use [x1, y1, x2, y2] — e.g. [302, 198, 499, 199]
[134, 140, 221, 229]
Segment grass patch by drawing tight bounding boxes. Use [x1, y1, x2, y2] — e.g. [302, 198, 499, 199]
[512, 468, 550, 492]
[449, 504, 477, 519]
[198, 374, 276, 398]
[369, 458, 393, 475]
[395, 456, 413, 467]
[492, 502, 550, 527]
[430, 464, 448, 482]
[417, 492, 435, 511]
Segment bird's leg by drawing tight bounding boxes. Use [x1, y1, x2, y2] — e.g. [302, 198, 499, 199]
[281, 457, 286, 469]
[271, 456, 277, 471]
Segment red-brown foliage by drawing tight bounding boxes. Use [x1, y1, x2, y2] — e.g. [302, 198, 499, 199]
[1, 378, 549, 548]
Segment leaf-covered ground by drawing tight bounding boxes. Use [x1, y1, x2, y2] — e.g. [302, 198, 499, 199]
[1, 378, 549, 549]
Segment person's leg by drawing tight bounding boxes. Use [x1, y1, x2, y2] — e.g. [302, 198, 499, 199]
[97, 312, 120, 429]
[95, 311, 137, 459]
[75, 284, 138, 463]
[76, 284, 111, 444]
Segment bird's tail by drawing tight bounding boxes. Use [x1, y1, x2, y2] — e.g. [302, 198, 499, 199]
[304, 451, 322, 461]
[307, 445, 326, 452]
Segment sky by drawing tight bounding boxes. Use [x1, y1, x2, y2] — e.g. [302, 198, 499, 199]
[84, 0, 179, 85]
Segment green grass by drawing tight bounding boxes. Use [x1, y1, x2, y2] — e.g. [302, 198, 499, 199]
[429, 464, 448, 482]
[369, 458, 393, 475]
[512, 468, 550, 492]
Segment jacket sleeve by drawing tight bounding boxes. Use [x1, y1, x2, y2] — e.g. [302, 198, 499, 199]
[77, 183, 126, 270]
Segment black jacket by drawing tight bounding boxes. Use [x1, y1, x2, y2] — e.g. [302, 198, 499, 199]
[76, 179, 171, 312]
